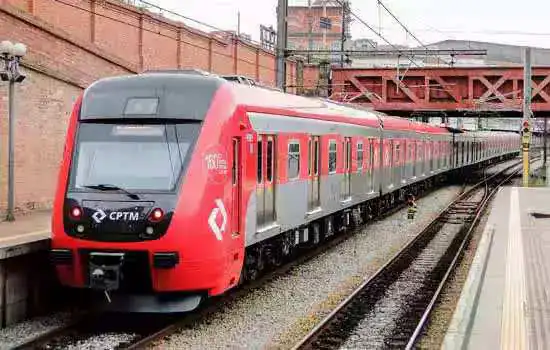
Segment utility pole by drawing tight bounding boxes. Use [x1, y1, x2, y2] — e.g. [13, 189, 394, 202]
[276, 0, 288, 91]
[544, 116, 548, 166]
[522, 47, 532, 187]
[340, 1, 346, 67]
[237, 11, 241, 36]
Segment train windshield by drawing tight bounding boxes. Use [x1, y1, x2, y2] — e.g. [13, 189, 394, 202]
[68, 122, 200, 192]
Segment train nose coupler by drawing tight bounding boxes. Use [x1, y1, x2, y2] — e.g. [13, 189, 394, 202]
[88, 252, 125, 303]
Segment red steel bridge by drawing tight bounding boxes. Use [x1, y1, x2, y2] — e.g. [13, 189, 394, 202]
[330, 66, 550, 118]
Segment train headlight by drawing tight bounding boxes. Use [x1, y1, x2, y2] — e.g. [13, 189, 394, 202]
[148, 208, 164, 222]
[145, 226, 154, 235]
[69, 206, 83, 220]
[76, 224, 85, 233]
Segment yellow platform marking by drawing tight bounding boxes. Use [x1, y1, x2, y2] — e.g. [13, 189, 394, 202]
[501, 187, 528, 350]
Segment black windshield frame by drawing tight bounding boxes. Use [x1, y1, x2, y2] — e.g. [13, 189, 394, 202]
[67, 119, 202, 194]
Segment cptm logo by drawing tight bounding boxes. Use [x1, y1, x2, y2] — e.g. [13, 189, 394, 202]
[92, 209, 139, 224]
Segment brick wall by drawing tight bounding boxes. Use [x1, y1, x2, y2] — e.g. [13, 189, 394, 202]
[0, 0, 314, 217]
[5, 0, 298, 85]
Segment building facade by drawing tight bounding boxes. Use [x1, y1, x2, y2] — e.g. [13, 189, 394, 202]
[287, 0, 352, 63]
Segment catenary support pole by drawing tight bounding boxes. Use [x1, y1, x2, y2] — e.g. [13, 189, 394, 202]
[276, 0, 288, 91]
[544, 116, 548, 165]
[340, 1, 346, 67]
[522, 47, 532, 188]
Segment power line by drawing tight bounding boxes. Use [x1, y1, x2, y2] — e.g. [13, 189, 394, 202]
[332, 0, 422, 68]
[377, 0, 426, 47]
[137, 0, 265, 47]
[376, 0, 450, 66]
[366, 26, 550, 38]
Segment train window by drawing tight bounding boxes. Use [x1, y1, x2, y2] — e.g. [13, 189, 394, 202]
[413, 142, 417, 177]
[343, 141, 348, 171]
[257, 138, 263, 184]
[314, 139, 319, 175]
[70, 123, 200, 192]
[267, 139, 274, 182]
[308, 139, 312, 176]
[288, 141, 300, 179]
[328, 140, 337, 173]
[395, 143, 400, 166]
[357, 141, 364, 171]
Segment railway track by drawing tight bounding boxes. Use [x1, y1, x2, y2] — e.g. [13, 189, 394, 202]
[12, 159, 521, 350]
[291, 160, 526, 350]
[13, 183, 429, 350]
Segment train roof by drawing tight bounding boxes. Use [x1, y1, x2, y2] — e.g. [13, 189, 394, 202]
[229, 80, 451, 135]
[82, 72, 451, 135]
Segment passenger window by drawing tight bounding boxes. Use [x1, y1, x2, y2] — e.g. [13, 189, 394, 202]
[395, 143, 400, 166]
[328, 140, 337, 173]
[313, 139, 319, 175]
[267, 139, 273, 182]
[257, 139, 263, 184]
[357, 141, 364, 171]
[288, 141, 300, 179]
[308, 139, 312, 176]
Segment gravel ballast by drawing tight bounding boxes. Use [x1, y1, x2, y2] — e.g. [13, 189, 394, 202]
[0, 312, 72, 350]
[151, 184, 463, 349]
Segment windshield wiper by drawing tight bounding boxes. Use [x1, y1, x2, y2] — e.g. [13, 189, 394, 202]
[83, 184, 140, 200]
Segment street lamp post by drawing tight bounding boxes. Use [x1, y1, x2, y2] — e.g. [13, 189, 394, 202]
[0, 40, 27, 221]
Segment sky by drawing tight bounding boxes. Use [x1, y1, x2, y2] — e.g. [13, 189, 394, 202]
[149, 0, 550, 49]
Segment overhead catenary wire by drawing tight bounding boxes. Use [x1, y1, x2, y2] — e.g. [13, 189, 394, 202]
[376, 0, 451, 66]
[331, 0, 422, 68]
[50, 0, 277, 73]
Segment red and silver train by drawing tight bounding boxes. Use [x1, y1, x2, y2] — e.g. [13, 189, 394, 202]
[49, 71, 521, 312]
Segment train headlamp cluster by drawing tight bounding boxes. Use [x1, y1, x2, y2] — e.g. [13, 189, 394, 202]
[67, 204, 166, 239]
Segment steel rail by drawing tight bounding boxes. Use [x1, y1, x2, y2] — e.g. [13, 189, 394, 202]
[291, 158, 526, 350]
[404, 158, 535, 349]
[12, 158, 523, 350]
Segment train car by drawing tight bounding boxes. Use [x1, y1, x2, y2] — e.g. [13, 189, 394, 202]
[49, 71, 520, 313]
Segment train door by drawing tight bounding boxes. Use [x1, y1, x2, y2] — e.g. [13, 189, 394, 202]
[265, 136, 276, 224]
[308, 136, 321, 211]
[231, 138, 241, 237]
[368, 138, 375, 193]
[412, 141, 417, 178]
[389, 140, 395, 187]
[256, 135, 276, 228]
[394, 141, 402, 185]
[341, 137, 352, 200]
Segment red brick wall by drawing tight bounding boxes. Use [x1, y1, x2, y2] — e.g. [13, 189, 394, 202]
[0, 0, 307, 217]
[7, 0, 292, 84]
[287, 5, 343, 50]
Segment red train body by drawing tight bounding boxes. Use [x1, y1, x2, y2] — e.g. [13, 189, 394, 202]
[49, 72, 520, 312]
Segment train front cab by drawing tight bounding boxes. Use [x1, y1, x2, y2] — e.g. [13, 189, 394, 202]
[50, 73, 247, 312]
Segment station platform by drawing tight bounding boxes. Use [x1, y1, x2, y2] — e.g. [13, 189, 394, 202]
[443, 186, 550, 349]
[0, 210, 55, 328]
[0, 210, 51, 259]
